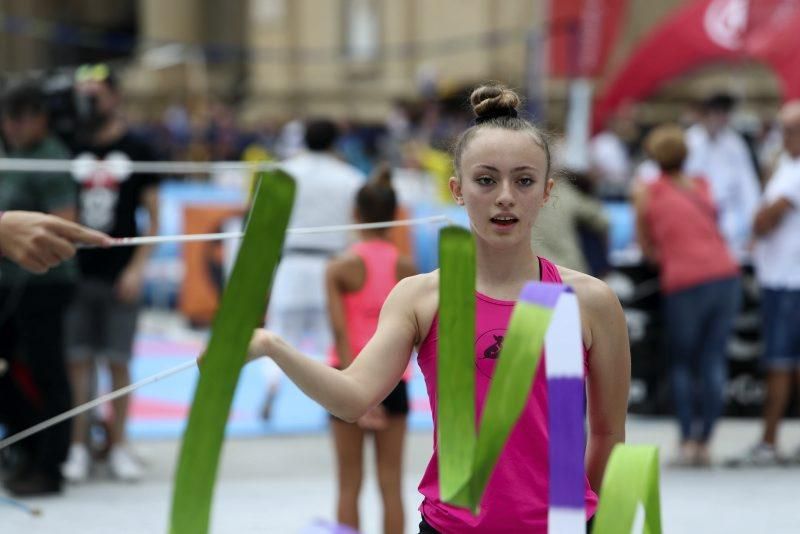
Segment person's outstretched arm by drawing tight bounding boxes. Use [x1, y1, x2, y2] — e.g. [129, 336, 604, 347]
[247, 275, 421, 422]
[0, 210, 111, 273]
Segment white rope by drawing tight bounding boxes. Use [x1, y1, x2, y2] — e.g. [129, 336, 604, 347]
[0, 214, 454, 449]
[91, 215, 450, 248]
[0, 158, 278, 174]
[0, 359, 198, 451]
[0, 496, 41, 516]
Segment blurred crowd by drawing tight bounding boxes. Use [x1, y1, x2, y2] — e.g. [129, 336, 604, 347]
[0, 62, 798, 505]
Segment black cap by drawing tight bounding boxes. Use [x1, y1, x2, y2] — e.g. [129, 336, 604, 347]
[702, 92, 735, 113]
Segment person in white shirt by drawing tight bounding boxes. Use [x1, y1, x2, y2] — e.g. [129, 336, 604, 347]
[260, 118, 364, 418]
[684, 93, 761, 263]
[731, 101, 800, 466]
[589, 109, 636, 199]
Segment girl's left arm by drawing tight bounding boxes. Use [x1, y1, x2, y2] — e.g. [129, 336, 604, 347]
[582, 279, 631, 492]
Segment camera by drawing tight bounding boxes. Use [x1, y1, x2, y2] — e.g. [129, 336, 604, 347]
[40, 69, 82, 149]
[38, 67, 109, 150]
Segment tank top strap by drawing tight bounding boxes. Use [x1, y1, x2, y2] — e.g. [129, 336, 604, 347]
[537, 256, 562, 283]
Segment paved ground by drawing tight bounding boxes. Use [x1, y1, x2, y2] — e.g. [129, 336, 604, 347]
[3, 417, 800, 533]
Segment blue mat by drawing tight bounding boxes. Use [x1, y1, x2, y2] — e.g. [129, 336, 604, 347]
[128, 335, 432, 440]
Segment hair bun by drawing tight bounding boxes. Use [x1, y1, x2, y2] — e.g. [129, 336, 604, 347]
[370, 162, 393, 188]
[470, 84, 521, 123]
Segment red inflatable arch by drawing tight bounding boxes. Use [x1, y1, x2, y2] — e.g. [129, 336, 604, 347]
[594, 0, 800, 128]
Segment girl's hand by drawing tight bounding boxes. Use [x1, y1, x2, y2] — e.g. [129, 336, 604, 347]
[247, 328, 283, 362]
[196, 328, 283, 368]
[356, 405, 388, 431]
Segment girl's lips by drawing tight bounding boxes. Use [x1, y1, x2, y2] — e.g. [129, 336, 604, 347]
[490, 217, 519, 232]
[490, 216, 519, 226]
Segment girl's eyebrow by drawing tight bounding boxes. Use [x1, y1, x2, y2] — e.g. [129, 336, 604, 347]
[474, 164, 499, 172]
[474, 164, 539, 172]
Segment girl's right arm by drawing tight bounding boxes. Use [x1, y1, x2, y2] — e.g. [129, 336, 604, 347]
[325, 256, 355, 368]
[248, 275, 424, 422]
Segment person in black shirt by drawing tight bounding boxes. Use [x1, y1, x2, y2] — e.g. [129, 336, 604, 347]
[63, 65, 160, 483]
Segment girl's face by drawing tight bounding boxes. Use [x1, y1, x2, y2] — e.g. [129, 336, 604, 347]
[450, 127, 553, 248]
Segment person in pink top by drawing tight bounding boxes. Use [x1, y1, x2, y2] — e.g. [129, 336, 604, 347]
[325, 165, 416, 534]
[242, 84, 630, 533]
[635, 125, 741, 467]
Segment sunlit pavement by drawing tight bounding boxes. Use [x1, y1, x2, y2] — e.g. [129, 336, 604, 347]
[3, 417, 800, 533]
[4, 311, 799, 533]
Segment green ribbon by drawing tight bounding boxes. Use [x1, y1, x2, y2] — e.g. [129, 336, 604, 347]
[437, 227, 552, 513]
[437, 227, 664, 532]
[437, 226, 476, 506]
[164, 201, 661, 533]
[592, 445, 662, 534]
[169, 170, 295, 534]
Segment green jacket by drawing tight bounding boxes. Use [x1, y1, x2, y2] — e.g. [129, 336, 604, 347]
[0, 135, 78, 286]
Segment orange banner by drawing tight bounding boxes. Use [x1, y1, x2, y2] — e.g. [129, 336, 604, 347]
[179, 205, 245, 327]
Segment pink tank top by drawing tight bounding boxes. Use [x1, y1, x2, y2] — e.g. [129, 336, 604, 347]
[328, 240, 411, 380]
[417, 257, 598, 532]
[645, 176, 739, 294]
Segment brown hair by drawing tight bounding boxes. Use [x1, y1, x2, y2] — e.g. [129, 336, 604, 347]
[452, 83, 551, 179]
[356, 162, 396, 223]
[645, 124, 687, 173]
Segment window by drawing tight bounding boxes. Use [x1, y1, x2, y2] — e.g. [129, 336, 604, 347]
[344, 0, 380, 64]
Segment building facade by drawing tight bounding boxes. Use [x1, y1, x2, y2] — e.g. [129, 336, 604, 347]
[0, 0, 785, 124]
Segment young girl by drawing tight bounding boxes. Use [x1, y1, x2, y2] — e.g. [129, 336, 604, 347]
[325, 166, 416, 533]
[247, 84, 630, 532]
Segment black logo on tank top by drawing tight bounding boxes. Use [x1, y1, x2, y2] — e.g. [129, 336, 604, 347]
[475, 328, 506, 378]
[483, 334, 504, 359]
